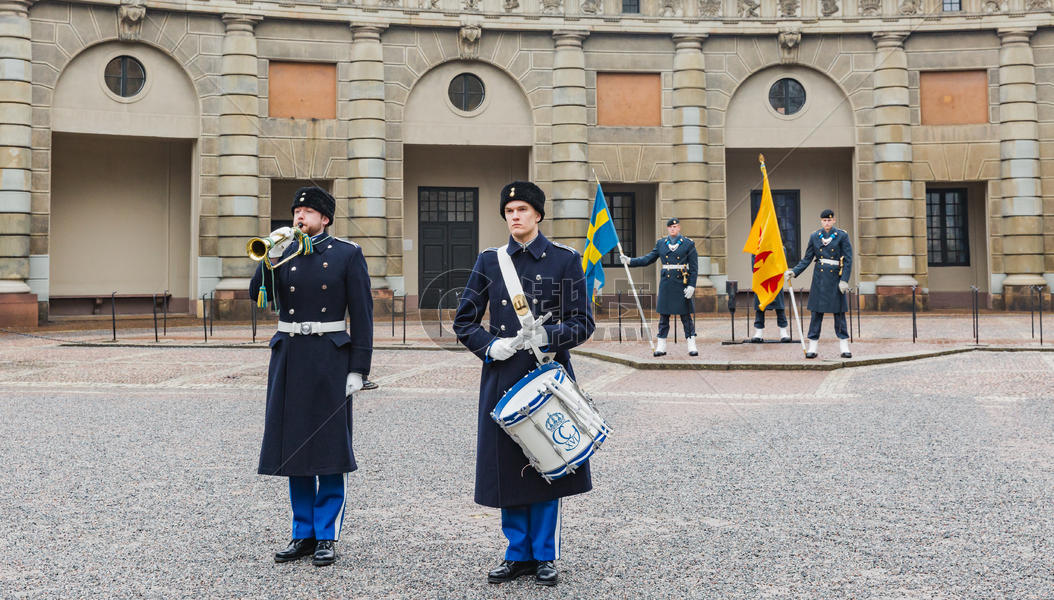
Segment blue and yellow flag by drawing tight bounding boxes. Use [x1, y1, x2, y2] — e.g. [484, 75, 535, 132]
[582, 183, 620, 304]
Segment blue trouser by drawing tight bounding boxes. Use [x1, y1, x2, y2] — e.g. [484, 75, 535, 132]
[807, 312, 848, 340]
[289, 474, 348, 541]
[754, 309, 788, 329]
[657, 313, 696, 339]
[501, 499, 562, 561]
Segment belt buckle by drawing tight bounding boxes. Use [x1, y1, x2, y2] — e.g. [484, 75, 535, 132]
[299, 322, 313, 335]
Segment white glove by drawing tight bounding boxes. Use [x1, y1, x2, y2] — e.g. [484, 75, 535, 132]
[521, 327, 548, 350]
[345, 372, 363, 396]
[619, 254, 631, 266]
[839, 281, 849, 293]
[488, 337, 518, 361]
[784, 270, 794, 282]
[267, 227, 294, 258]
[683, 286, 695, 299]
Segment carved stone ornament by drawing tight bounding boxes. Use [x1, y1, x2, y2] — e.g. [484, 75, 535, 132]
[662, 0, 683, 16]
[541, 0, 563, 13]
[117, 0, 146, 42]
[779, 0, 800, 16]
[698, 0, 721, 16]
[458, 25, 481, 59]
[983, 0, 1004, 11]
[462, 0, 480, 10]
[1026, 0, 1051, 9]
[738, 0, 760, 17]
[380, 0, 400, 6]
[859, 0, 880, 15]
[819, 0, 839, 16]
[898, 0, 919, 15]
[581, 0, 602, 14]
[504, 0, 519, 9]
[778, 26, 801, 63]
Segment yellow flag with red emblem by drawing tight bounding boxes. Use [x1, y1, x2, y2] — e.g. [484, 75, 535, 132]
[741, 154, 789, 310]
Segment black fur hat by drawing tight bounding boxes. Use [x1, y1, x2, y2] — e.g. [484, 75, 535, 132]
[499, 181, 545, 221]
[820, 209, 835, 219]
[291, 186, 335, 223]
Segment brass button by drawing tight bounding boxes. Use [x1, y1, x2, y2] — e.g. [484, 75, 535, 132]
[322, 284, 328, 290]
[288, 308, 294, 315]
[321, 307, 327, 313]
[323, 262, 329, 268]
[290, 286, 295, 292]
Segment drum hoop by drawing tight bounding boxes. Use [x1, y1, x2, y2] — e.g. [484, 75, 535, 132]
[491, 362, 565, 424]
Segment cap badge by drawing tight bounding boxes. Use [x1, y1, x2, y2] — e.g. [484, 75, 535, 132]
[509, 187, 515, 198]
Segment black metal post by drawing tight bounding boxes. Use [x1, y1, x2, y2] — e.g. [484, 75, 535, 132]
[970, 286, 978, 345]
[202, 293, 208, 343]
[1039, 286, 1044, 346]
[617, 291, 623, 343]
[1028, 284, 1037, 337]
[402, 294, 407, 345]
[251, 300, 257, 344]
[911, 286, 917, 344]
[152, 293, 159, 343]
[209, 292, 215, 336]
[111, 291, 117, 342]
[391, 293, 396, 337]
[163, 289, 169, 336]
[856, 290, 862, 339]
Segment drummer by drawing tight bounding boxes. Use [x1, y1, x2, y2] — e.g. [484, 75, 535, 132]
[453, 181, 596, 587]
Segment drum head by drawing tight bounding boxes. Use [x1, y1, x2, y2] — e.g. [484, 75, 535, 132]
[493, 362, 567, 425]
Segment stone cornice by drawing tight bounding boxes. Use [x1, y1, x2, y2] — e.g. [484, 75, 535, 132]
[873, 30, 908, 48]
[0, 0, 35, 15]
[29, 1, 1054, 38]
[222, 13, 263, 32]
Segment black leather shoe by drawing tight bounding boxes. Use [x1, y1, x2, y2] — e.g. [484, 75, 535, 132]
[312, 540, 336, 567]
[488, 559, 536, 583]
[653, 351, 666, 357]
[780, 336, 791, 343]
[805, 352, 817, 359]
[274, 538, 316, 563]
[841, 352, 852, 358]
[535, 561, 558, 586]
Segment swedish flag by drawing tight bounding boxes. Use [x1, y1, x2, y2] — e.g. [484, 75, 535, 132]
[582, 183, 620, 304]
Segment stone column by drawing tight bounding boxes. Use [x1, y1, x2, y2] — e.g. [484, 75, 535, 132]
[0, 0, 36, 326]
[997, 28, 1046, 309]
[671, 34, 716, 311]
[348, 24, 387, 289]
[872, 32, 917, 311]
[549, 30, 590, 250]
[214, 14, 262, 318]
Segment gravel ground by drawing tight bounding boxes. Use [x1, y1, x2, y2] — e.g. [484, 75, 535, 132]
[0, 336, 1052, 599]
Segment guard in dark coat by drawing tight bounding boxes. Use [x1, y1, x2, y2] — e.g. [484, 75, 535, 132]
[248, 186, 373, 567]
[620, 217, 699, 357]
[786, 208, 853, 359]
[454, 181, 595, 587]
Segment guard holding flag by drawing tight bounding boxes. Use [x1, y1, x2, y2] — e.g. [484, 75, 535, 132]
[742, 154, 791, 345]
[620, 218, 699, 357]
[785, 209, 853, 359]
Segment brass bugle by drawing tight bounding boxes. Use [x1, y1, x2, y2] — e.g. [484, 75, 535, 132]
[247, 227, 294, 262]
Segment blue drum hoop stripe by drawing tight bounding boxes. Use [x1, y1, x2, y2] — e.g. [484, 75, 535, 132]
[491, 362, 565, 425]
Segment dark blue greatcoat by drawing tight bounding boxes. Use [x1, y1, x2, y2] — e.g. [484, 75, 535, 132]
[791, 228, 853, 314]
[249, 234, 373, 477]
[453, 233, 596, 509]
[629, 236, 699, 315]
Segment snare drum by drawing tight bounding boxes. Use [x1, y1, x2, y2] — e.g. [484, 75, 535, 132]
[491, 362, 611, 482]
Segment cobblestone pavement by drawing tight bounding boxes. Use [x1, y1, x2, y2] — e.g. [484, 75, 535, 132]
[0, 331, 1051, 599]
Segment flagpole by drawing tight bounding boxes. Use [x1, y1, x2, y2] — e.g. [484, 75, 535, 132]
[593, 170, 654, 351]
[787, 281, 807, 356]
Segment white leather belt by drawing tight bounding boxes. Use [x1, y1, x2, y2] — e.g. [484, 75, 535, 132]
[277, 320, 346, 336]
[819, 259, 840, 266]
[662, 264, 688, 270]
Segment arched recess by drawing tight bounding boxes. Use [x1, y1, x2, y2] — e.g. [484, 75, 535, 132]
[48, 41, 200, 314]
[724, 65, 857, 294]
[401, 59, 535, 308]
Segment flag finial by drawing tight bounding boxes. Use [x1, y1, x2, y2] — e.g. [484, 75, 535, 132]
[758, 153, 765, 165]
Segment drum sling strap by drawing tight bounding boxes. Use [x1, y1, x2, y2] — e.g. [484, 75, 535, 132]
[497, 244, 554, 365]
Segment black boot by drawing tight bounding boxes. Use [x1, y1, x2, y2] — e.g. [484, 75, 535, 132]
[312, 540, 337, 567]
[535, 560, 558, 586]
[274, 538, 315, 563]
[488, 559, 536, 583]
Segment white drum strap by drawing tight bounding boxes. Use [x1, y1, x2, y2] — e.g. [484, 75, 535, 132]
[496, 244, 550, 364]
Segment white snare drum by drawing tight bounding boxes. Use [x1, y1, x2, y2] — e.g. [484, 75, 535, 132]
[491, 362, 611, 482]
